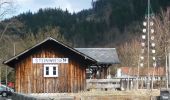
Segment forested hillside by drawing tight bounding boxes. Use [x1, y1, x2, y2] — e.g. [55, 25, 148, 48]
[0, 0, 170, 81]
[3, 0, 170, 47]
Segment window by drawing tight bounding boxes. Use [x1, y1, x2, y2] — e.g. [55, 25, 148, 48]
[44, 64, 58, 77]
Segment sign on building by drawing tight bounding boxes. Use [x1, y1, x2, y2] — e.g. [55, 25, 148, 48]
[32, 58, 69, 64]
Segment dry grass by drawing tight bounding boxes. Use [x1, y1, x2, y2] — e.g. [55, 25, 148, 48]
[74, 89, 160, 96]
[31, 89, 160, 100]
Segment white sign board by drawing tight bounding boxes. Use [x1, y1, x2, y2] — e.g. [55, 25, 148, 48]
[32, 58, 69, 64]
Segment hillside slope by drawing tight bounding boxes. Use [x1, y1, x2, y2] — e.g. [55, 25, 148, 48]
[4, 0, 170, 47]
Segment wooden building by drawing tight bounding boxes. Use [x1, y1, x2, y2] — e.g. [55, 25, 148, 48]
[3, 37, 96, 93]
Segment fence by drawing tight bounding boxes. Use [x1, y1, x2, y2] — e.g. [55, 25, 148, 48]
[86, 79, 121, 91]
[87, 78, 167, 91]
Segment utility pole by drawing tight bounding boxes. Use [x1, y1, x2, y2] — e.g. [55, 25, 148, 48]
[13, 43, 16, 56]
[146, 0, 151, 90]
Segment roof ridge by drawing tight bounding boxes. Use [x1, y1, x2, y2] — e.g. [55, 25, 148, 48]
[4, 37, 96, 65]
[75, 48, 116, 49]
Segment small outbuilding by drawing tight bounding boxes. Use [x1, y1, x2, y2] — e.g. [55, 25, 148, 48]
[76, 48, 120, 79]
[4, 37, 96, 93]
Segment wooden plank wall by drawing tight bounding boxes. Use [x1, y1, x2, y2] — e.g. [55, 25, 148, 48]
[15, 46, 87, 93]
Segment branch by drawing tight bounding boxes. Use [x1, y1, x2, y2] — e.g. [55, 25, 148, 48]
[0, 22, 10, 41]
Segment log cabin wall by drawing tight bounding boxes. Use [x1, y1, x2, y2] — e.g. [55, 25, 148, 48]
[14, 43, 87, 93]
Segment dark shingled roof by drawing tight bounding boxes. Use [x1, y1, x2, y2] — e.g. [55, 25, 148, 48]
[75, 48, 120, 64]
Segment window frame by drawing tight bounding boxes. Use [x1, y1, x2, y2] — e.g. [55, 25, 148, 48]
[44, 64, 58, 77]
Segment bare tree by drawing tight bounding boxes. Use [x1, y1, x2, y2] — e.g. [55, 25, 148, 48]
[0, 0, 15, 20]
[0, 0, 16, 42]
[153, 8, 170, 66]
[117, 38, 141, 67]
[0, 0, 16, 83]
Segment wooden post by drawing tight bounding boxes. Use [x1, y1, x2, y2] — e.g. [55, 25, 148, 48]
[151, 67, 155, 90]
[137, 55, 140, 90]
[166, 54, 169, 89]
[127, 68, 131, 90]
[168, 53, 170, 87]
[0, 59, 1, 86]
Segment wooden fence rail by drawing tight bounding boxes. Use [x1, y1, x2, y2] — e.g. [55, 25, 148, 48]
[86, 79, 120, 90]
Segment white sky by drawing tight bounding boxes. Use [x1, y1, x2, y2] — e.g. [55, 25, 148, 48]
[4, 0, 94, 19]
